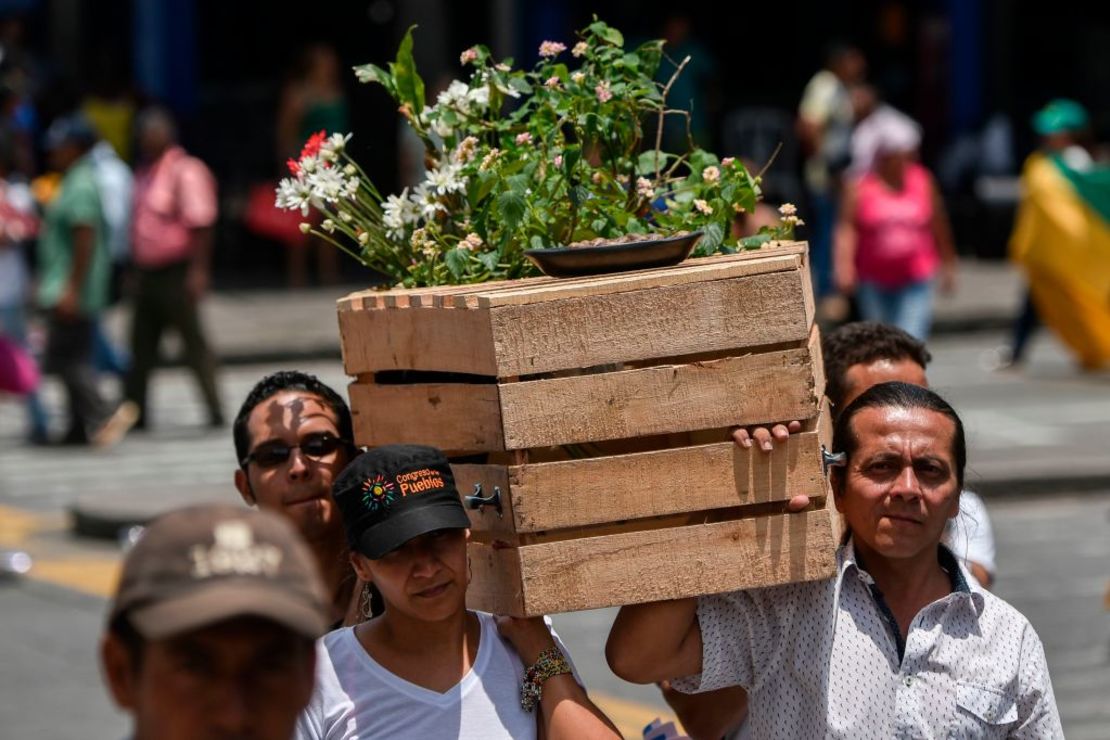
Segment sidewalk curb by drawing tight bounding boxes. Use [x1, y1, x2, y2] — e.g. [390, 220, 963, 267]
[972, 474, 1110, 500]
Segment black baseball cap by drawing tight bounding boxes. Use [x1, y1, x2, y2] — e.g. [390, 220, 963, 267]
[108, 505, 330, 640]
[333, 444, 471, 559]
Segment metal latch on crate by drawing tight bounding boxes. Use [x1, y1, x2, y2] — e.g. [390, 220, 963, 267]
[465, 483, 503, 517]
[821, 445, 846, 476]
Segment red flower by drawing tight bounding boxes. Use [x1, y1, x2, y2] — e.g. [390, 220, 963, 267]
[300, 130, 327, 161]
[286, 157, 300, 175]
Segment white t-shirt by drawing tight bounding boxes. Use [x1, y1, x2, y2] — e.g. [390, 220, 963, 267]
[296, 611, 576, 740]
[944, 489, 997, 581]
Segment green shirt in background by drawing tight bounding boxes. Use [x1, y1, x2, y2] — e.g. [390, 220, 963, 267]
[36, 155, 110, 315]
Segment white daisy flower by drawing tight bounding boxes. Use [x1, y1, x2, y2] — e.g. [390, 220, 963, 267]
[426, 161, 467, 196]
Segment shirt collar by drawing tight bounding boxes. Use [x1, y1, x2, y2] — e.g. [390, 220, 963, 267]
[836, 538, 985, 613]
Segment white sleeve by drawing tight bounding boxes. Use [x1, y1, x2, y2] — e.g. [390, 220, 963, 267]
[544, 615, 586, 688]
[1012, 623, 1064, 738]
[293, 640, 329, 740]
[947, 490, 997, 577]
[669, 587, 784, 695]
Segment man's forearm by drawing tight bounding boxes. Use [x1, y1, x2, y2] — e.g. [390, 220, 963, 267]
[606, 598, 701, 683]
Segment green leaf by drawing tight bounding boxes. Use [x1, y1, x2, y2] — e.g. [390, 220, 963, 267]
[688, 148, 719, 173]
[636, 150, 669, 175]
[509, 76, 533, 96]
[470, 170, 499, 204]
[562, 145, 581, 174]
[352, 63, 397, 98]
[445, 247, 468, 278]
[739, 232, 773, 250]
[620, 52, 640, 70]
[634, 40, 664, 78]
[700, 222, 725, 252]
[393, 26, 426, 116]
[506, 174, 530, 195]
[497, 190, 527, 231]
[588, 21, 624, 47]
[477, 250, 501, 272]
[529, 235, 545, 250]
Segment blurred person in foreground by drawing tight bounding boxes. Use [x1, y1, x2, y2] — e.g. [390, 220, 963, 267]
[36, 113, 135, 446]
[661, 322, 997, 739]
[100, 504, 328, 740]
[609, 382, 1061, 738]
[296, 444, 620, 739]
[1005, 98, 1110, 370]
[834, 114, 958, 339]
[114, 106, 222, 431]
[234, 370, 368, 627]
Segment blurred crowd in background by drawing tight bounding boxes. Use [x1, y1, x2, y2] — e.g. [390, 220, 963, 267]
[2, 0, 1110, 446]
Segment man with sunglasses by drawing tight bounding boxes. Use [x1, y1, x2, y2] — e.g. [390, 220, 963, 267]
[234, 370, 365, 627]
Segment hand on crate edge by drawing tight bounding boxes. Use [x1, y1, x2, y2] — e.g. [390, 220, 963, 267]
[732, 422, 811, 514]
[731, 421, 802, 452]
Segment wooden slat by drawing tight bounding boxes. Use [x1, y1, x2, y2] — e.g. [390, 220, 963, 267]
[451, 463, 518, 540]
[497, 331, 821, 450]
[449, 244, 808, 308]
[487, 267, 811, 377]
[338, 303, 497, 375]
[466, 542, 524, 616]
[499, 431, 826, 532]
[476, 253, 801, 308]
[466, 508, 837, 616]
[334, 243, 807, 312]
[348, 381, 504, 451]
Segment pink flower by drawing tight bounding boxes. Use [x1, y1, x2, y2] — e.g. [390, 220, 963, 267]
[702, 166, 720, 183]
[595, 80, 612, 103]
[636, 177, 654, 198]
[515, 132, 533, 145]
[694, 199, 713, 215]
[459, 47, 479, 65]
[538, 41, 567, 58]
[722, 157, 736, 167]
[572, 41, 589, 57]
[554, 155, 563, 168]
[545, 76, 560, 88]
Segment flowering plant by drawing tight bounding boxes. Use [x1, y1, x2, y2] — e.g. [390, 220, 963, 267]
[276, 19, 800, 287]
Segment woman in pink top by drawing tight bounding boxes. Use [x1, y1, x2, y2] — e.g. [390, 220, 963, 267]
[834, 118, 957, 339]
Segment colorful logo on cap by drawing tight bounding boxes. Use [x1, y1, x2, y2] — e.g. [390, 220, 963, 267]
[361, 474, 397, 512]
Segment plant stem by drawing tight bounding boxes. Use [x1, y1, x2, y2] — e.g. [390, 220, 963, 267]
[654, 55, 691, 181]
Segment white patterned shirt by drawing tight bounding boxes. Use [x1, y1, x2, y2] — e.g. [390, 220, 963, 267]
[672, 542, 1062, 738]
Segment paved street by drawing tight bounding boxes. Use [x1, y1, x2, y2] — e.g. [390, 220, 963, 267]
[2, 304, 1109, 736]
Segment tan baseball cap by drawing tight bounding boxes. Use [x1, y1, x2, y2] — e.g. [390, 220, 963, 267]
[108, 504, 330, 640]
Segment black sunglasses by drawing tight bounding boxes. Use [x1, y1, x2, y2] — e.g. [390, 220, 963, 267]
[241, 432, 351, 469]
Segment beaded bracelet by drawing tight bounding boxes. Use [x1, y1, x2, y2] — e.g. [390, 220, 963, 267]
[520, 647, 572, 712]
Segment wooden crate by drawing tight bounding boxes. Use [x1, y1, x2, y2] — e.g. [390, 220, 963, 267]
[337, 242, 838, 616]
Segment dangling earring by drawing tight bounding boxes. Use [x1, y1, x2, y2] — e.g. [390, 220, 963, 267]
[359, 583, 374, 619]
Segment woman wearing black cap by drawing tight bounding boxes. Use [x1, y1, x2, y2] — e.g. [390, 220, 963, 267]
[295, 444, 620, 739]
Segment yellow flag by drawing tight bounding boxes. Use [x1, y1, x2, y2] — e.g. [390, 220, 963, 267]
[1010, 153, 1110, 368]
